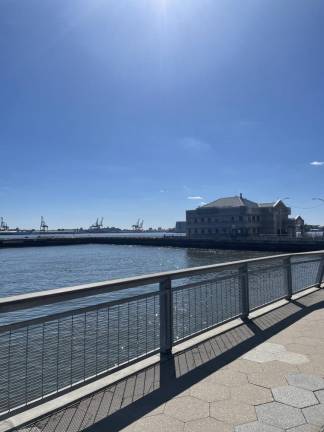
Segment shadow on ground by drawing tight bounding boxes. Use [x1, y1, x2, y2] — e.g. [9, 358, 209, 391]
[15, 289, 324, 432]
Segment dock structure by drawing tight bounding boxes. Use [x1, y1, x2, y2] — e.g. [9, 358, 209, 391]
[2, 234, 324, 252]
[1, 251, 324, 431]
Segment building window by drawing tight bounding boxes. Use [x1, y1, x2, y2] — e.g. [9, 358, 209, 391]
[194, 228, 198, 234]
[239, 216, 243, 222]
[231, 216, 235, 222]
[223, 228, 227, 233]
[207, 217, 211, 223]
[257, 215, 260, 222]
[201, 217, 204, 223]
[248, 216, 251, 223]
[201, 228, 205, 234]
[188, 228, 191, 234]
[215, 228, 218, 233]
[214, 218, 218, 223]
[208, 228, 212, 234]
[194, 218, 197, 223]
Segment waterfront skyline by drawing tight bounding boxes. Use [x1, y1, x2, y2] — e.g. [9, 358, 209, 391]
[1, 0, 324, 229]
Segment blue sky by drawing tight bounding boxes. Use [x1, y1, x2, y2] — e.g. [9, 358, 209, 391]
[1, 0, 324, 229]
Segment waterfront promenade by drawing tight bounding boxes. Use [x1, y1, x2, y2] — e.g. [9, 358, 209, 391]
[8, 287, 324, 432]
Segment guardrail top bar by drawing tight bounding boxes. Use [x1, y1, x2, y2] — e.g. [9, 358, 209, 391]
[0, 250, 323, 313]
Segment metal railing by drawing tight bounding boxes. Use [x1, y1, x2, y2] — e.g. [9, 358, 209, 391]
[0, 251, 324, 418]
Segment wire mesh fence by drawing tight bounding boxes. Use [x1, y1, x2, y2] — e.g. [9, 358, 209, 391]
[173, 274, 241, 342]
[0, 293, 160, 415]
[291, 256, 323, 293]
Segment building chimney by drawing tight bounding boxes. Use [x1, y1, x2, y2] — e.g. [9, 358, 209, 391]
[240, 193, 243, 199]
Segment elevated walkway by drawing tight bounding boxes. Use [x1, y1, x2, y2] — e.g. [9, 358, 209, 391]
[8, 288, 324, 432]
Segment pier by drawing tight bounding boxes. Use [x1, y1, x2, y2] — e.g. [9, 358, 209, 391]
[2, 234, 324, 252]
[0, 251, 324, 431]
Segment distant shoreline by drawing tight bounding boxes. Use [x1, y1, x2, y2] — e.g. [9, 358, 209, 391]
[1, 234, 324, 252]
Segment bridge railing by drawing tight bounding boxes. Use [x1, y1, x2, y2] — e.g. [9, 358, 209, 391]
[0, 251, 324, 418]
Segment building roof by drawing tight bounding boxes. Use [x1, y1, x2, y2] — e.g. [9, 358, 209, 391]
[258, 200, 289, 208]
[201, 195, 258, 209]
[258, 202, 276, 208]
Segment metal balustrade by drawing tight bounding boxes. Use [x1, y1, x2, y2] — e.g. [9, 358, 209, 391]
[0, 251, 323, 419]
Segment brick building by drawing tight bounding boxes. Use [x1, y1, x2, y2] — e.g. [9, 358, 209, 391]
[186, 194, 294, 239]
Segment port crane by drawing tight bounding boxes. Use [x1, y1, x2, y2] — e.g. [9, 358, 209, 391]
[40, 216, 48, 232]
[132, 219, 144, 231]
[90, 217, 104, 230]
[0, 217, 9, 231]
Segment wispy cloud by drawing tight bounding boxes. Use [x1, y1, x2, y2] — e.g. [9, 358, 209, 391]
[310, 161, 324, 166]
[180, 137, 212, 152]
[187, 196, 203, 200]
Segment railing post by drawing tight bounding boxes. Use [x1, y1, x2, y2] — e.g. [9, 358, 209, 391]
[316, 256, 324, 288]
[285, 257, 293, 299]
[239, 263, 250, 320]
[159, 277, 173, 360]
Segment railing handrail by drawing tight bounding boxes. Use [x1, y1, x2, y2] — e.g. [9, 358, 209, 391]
[1, 250, 324, 313]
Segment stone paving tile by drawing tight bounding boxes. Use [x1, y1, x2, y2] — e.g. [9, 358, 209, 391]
[269, 335, 298, 346]
[243, 350, 279, 363]
[255, 402, 305, 429]
[230, 384, 273, 406]
[164, 395, 209, 422]
[272, 385, 319, 408]
[230, 359, 265, 375]
[184, 417, 233, 432]
[234, 421, 283, 432]
[298, 361, 324, 376]
[208, 369, 248, 387]
[296, 337, 324, 348]
[285, 344, 320, 356]
[258, 343, 287, 353]
[243, 342, 308, 365]
[261, 361, 299, 375]
[143, 403, 166, 417]
[308, 354, 324, 363]
[121, 414, 185, 432]
[314, 390, 324, 403]
[287, 425, 321, 432]
[277, 351, 309, 365]
[173, 388, 191, 398]
[247, 371, 288, 389]
[302, 404, 324, 426]
[190, 379, 230, 402]
[287, 374, 324, 391]
[210, 400, 257, 425]
[242, 342, 308, 365]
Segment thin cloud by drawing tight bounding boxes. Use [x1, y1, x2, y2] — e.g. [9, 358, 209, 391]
[180, 137, 212, 152]
[310, 161, 324, 166]
[187, 196, 203, 200]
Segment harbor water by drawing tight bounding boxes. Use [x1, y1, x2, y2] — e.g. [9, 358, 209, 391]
[0, 244, 281, 413]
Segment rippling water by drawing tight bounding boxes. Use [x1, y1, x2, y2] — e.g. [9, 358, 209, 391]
[0, 244, 271, 297]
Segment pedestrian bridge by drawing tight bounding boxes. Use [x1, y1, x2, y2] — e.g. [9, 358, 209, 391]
[1, 251, 324, 431]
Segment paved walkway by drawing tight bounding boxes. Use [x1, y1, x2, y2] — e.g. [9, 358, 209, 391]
[15, 289, 324, 432]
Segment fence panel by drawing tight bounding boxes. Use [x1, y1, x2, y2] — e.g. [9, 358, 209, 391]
[0, 292, 160, 416]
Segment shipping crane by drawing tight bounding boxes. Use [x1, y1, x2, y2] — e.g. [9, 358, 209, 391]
[0, 217, 9, 231]
[90, 217, 104, 230]
[40, 216, 48, 232]
[132, 219, 144, 231]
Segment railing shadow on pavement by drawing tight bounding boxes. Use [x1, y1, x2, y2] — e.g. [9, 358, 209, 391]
[13, 288, 324, 432]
